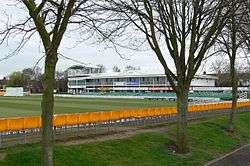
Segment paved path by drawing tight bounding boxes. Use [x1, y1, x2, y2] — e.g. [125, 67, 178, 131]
[206, 144, 250, 166]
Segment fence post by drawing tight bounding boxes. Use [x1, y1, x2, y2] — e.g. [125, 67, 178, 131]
[0, 132, 2, 148]
[24, 131, 27, 144]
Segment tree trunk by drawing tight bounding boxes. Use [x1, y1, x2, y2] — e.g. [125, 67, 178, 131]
[228, 58, 237, 132]
[41, 53, 58, 166]
[228, 15, 237, 132]
[176, 90, 189, 153]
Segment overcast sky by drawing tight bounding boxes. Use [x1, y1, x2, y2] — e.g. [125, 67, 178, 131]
[1, 1, 248, 79]
[0, 1, 172, 78]
[0, 33, 166, 78]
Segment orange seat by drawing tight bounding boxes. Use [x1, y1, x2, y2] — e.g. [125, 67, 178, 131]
[111, 111, 122, 120]
[78, 112, 92, 124]
[24, 116, 41, 129]
[0, 119, 8, 132]
[65, 114, 79, 126]
[8, 118, 25, 131]
[53, 114, 66, 127]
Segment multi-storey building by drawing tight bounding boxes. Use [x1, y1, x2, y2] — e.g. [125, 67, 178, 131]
[67, 66, 218, 94]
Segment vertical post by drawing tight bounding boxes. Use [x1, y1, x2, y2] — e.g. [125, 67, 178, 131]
[0, 132, 2, 148]
[24, 131, 27, 144]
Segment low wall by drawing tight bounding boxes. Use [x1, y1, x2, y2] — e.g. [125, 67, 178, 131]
[0, 101, 250, 132]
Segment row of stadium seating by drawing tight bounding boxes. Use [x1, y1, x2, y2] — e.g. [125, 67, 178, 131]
[0, 101, 250, 132]
[79, 91, 233, 100]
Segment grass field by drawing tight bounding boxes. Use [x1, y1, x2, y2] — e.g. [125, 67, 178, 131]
[0, 96, 176, 118]
[1, 112, 250, 166]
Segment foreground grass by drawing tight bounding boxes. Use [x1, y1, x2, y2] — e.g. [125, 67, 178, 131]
[0, 96, 175, 118]
[1, 112, 250, 166]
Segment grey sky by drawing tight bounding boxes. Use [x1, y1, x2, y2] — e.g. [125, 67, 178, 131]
[0, 33, 166, 78]
[0, 1, 168, 78]
[1, 1, 248, 79]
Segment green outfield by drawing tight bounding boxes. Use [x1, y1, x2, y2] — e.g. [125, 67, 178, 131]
[0, 96, 176, 118]
[1, 112, 250, 166]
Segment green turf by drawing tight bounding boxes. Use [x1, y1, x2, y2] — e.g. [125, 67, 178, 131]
[0, 96, 175, 118]
[1, 112, 250, 166]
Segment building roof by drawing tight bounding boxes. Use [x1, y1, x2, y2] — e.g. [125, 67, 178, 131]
[69, 68, 218, 80]
[68, 64, 100, 70]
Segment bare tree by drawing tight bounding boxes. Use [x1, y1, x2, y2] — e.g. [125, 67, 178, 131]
[215, 0, 249, 131]
[210, 58, 248, 86]
[55, 70, 68, 93]
[113, 66, 121, 72]
[210, 58, 231, 86]
[99, 0, 233, 153]
[239, 1, 250, 51]
[6, 71, 26, 87]
[0, 0, 117, 165]
[124, 65, 140, 71]
[97, 64, 106, 73]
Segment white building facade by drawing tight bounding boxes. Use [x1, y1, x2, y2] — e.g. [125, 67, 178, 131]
[67, 66, 218, 94]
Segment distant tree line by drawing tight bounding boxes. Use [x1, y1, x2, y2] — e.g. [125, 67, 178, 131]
[211, 59, 250, 87]
[5, 67, 67, 93]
